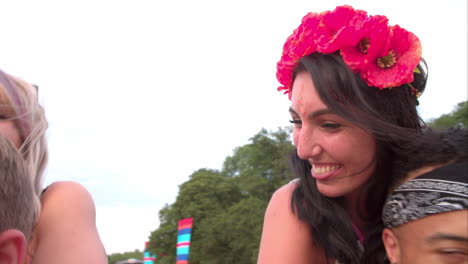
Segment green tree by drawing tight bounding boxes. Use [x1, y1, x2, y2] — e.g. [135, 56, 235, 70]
[222, 127, 295, 200]
[174, 169, 242, 264]
[149, 169, 242, 264]
[148, 127, 295, 264]
[196, 197, 268, 264]
[173, 169, 242, 221]
[107, 249, 144, 264]
[148, 204, 178, 263]
[427, 101, 467, 128]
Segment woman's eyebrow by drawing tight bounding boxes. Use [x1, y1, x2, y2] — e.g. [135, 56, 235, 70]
[426, 232, 468, 243]
[289, 107, 298, 116]
[289, 107, 335, 119]
[308, 109, 334, 119]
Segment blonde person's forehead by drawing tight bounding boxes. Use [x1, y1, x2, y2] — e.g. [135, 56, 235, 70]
[0, 86, 16, 118]
[0, 84, 11, 103]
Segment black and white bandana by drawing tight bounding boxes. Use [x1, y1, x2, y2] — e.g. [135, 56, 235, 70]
[382, 162, 468, 228]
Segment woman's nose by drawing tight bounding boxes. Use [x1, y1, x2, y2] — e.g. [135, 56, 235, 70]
[296, 127, 323, 160]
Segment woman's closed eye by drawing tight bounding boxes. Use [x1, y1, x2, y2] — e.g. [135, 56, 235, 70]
[439, 248, 467, 255]
[436, 248, 468, 263]
[320, 122, 342, 130]
[289, 119, 302, 127]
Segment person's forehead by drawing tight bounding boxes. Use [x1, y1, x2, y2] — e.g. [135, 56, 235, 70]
[290, 72, 326, 112]
[397, 210, 468, 240]
[0, 88, 15, 117]
[383, 162, 468, 229]
[0, 86, 10, 104]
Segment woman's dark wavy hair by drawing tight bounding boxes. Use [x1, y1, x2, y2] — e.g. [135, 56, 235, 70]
[289, 52, 428, 264]
[392, 126, 468, 187]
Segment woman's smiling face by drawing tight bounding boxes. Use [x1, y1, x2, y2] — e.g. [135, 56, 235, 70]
[290, 71, 377, 198]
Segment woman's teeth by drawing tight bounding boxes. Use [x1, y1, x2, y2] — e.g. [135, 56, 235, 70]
[313, 165, 340, 174]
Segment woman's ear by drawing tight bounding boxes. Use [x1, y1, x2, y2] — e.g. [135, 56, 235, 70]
[0, 229, 26, 264]
[382, 228, 400, 264]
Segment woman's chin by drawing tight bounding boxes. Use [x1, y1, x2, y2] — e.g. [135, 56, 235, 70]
[316, 182, 348, 198]
[316, 187, 343, 198]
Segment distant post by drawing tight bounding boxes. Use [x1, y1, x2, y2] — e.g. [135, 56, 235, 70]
[176, 218, 194, 264]
[143, 241, 156, 264]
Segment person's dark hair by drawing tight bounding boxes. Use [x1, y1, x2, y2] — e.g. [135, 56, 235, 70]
[290, 52, 428, 264]
[392, 126, 468, 186]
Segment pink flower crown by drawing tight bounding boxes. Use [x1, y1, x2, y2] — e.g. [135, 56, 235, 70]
[277, 5, 422, 96]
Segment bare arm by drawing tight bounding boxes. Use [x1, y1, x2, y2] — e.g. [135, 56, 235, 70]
[257, 181, 328, 264]
[32, 181, 107, 264]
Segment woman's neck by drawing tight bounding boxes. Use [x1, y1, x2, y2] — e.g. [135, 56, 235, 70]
[344, 189, 367, 243]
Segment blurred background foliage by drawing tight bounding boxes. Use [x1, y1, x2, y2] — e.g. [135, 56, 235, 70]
[426, 101, 467, 128]
[147, 127, 294, 264]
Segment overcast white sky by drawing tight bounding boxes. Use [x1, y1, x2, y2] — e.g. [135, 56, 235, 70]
[1, 0, 466, 255]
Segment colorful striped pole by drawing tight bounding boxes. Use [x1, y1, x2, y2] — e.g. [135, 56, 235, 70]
[143, 242, 156, 264]
[176, 218, 193, 264]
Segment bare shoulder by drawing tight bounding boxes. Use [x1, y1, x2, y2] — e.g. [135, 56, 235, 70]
[41, 181, 95, 214]
[33, 181, 107, 264]
[263, 180, 302, 220]
[38, 181, 98, 229]
[262, 180, 301, 231]
[257, 180, 327, 263]
[270, 179, 299, 204]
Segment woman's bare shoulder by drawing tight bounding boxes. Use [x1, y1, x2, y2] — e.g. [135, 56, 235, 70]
[266, 179, 299, 212]
[41, 181, 95, 208]
[33, 181, 106, 264]
[258, 180, 327, 263]
[38, 181, 98, 225]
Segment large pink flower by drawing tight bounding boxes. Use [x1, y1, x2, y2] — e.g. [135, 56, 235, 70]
[276, 12, 321, 94]
[275, 5, 422, 96]
[340, 15, 391, 72]
[362, 25, 422, 89]
[315, 5, 368, 54]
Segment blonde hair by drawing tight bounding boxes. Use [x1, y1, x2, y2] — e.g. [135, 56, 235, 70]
[0, 134, 39, 240]
[0, 69, 48, 201]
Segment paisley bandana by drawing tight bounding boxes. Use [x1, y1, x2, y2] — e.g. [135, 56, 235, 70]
[382, 162, 468, 228]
